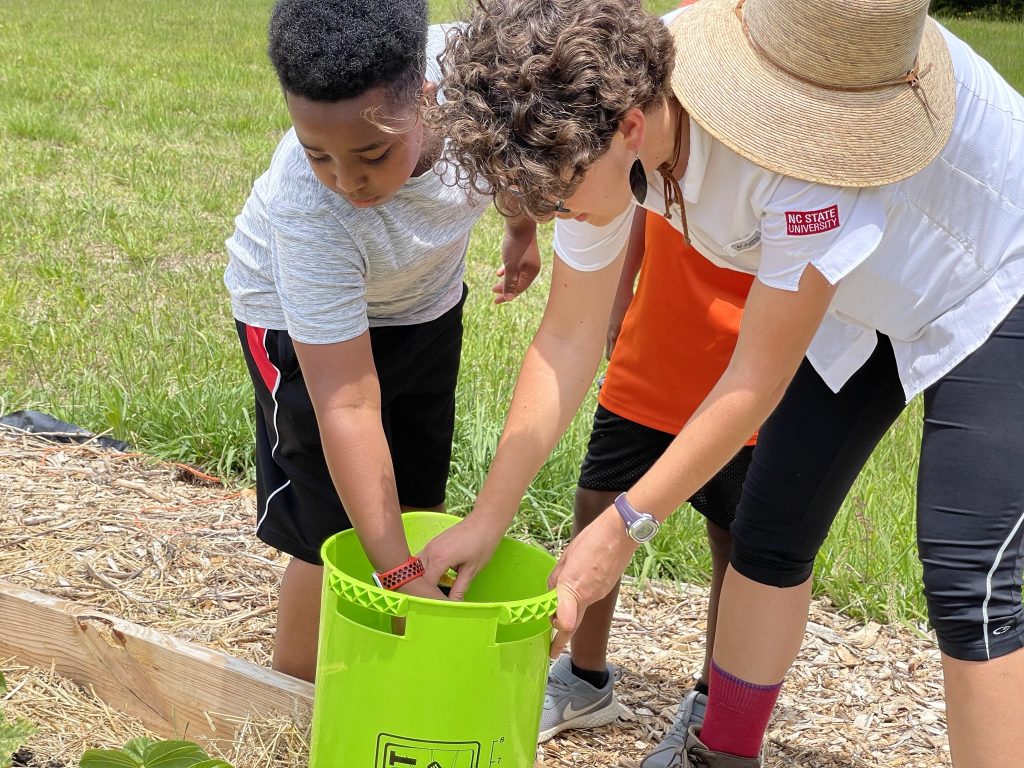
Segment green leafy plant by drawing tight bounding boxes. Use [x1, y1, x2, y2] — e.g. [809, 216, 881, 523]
[79, 738, 233, 768]
[0, 670, 36, 768]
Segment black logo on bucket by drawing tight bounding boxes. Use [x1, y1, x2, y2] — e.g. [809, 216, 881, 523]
[375, 734, 480, 768]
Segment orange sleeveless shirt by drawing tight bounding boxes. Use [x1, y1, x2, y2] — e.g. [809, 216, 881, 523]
[598, 213, 757, 445]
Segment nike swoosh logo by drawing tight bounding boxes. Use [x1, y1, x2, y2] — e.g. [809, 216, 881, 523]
[563, 696, 609, 721]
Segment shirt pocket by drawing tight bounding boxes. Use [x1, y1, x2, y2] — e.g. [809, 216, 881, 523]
[902, 161, 1017, 277]
[833, 214, 989, 342]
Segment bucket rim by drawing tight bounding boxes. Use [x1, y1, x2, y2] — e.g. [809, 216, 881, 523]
[321, 511, 558, 622]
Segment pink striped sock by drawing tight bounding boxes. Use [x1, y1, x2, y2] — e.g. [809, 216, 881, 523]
[698, 660, 782, 758]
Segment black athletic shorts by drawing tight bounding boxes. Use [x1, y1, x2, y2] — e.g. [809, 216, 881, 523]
[731, 296, 1024, 661]
[578, 403, 754, 531]
[236, 286, 466, 564]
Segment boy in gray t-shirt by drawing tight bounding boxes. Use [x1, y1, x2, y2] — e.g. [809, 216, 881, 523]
[224, 0, 538, 682]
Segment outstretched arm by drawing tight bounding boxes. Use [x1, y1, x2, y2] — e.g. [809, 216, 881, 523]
[420, 246, 627, 596]
[294, 334, 446, 600]
[548, 265, 838, 655]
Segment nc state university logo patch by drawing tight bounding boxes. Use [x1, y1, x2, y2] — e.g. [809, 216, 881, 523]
[785, 204, 840, 236]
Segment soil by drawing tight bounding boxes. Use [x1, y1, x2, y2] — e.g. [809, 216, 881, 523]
[0, 426, 952, 767]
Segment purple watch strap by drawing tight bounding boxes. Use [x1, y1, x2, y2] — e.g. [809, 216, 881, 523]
[614, 493, 661, 543]
[614, 493, 644, 526]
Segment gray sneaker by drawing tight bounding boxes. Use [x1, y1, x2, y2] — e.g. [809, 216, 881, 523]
[662, 727, 762, 768]
[538, 654, 624, 742]
[639, 689, 708, 768]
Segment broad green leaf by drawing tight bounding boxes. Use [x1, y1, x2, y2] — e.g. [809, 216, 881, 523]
[80, 749, 144, 768]
[141, 740, 210, 768]
[123, 737, 157, 763]
[0, 716, 35, 764]
[189, 760, 235, 768]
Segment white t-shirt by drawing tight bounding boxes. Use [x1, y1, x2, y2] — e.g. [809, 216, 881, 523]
[553, 23, 1024, 400]
[224, 23, 484, 345]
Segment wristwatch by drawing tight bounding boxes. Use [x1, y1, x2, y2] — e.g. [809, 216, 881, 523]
[614, 493, 661, 544]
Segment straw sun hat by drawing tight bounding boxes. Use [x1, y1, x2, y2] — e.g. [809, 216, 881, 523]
[670, 0, 956, 187]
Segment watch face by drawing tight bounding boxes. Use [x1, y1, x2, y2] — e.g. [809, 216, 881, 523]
[630, 518, 659, 543]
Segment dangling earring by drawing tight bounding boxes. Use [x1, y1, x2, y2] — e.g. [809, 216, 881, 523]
[629, 154, 648, 205]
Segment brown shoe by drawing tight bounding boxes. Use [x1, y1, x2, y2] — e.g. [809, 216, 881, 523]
[666, 727, 762, 768]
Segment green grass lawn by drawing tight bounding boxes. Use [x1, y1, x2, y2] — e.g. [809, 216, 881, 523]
[1, 0, 1020, 628]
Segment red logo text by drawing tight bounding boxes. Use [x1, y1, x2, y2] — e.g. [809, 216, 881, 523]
[785, 204, 840, 236]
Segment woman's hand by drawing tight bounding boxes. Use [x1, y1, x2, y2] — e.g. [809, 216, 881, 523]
[418, 515, 507, 600]
[548, 506, 637, 659]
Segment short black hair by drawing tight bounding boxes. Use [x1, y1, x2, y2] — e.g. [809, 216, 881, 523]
[268, 0, 428, 105]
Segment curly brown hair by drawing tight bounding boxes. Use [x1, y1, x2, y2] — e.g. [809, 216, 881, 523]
[426, 0, 675, 219]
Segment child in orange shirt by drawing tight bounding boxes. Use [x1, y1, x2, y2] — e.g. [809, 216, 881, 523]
[540, 211, 755, 768]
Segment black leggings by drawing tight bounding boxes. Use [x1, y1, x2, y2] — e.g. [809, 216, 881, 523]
[730, 298, 1024, 661]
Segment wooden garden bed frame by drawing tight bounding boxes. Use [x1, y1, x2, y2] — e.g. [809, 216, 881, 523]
[0, 581, 312, 743]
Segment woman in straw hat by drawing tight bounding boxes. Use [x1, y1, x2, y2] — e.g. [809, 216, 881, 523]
[421, 0, 1024, 765]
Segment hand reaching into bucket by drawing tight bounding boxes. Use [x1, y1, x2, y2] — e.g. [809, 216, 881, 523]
[419, 515, 505, 600]
[388, 576, 451, 635]
[396, 576, 449, 602]
[548, 505, 638, 659]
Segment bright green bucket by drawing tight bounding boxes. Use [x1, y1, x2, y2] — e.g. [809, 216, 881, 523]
[310, 512, 558, 768]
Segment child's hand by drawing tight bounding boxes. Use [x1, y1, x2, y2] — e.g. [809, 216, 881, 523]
[495, 220, 541, 304]
[418, 515, 505, 600]
[396, 576, 449, 602]
[388, 574, 447, 635]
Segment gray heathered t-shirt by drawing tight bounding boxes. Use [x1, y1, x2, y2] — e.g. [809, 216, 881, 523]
[224, 24, 483, 345]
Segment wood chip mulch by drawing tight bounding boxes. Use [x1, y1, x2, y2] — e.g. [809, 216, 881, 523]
[0, 426, 950, 767]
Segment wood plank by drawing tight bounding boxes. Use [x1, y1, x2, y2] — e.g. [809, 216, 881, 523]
[0, 581, 313, 742]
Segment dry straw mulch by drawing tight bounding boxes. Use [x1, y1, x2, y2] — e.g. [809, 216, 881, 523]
[0, 426, 950, 767]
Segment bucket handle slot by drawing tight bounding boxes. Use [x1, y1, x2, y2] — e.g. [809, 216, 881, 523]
[328, 571, 409, 617]
[328, 571, 558, 624]
[497, 592, 559, 625]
